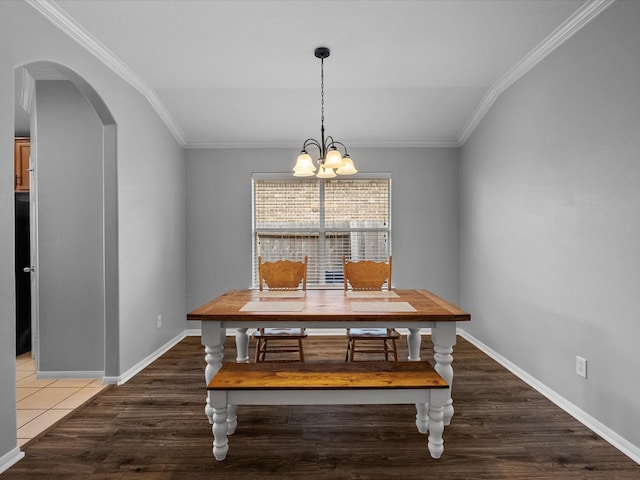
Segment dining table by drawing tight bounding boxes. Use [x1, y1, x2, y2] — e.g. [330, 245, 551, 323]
[187, 288, 471, 430]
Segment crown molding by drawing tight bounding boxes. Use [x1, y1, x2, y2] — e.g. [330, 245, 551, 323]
[26, 0, 187, 146]
[183, 138, 461, 149]
[457, 0, 615, 145]
[345, 139, 462, 149]
[27, 0, 614, 151]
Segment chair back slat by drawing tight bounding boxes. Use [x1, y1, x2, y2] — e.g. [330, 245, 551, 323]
[258, 256, 308, 291]
[342, 256, 392, 291]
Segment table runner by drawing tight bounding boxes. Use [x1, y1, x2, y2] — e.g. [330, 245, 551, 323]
[350, 301, 417, 312]
[346, 291, 399, 298]
[239, 301, 305, 312]
[257, 291, 305, 298]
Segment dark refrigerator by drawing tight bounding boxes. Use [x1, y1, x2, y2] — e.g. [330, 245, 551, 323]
[15, 191, 31, 355]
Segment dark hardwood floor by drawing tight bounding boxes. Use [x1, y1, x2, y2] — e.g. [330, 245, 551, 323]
[3, 335, 639, 479]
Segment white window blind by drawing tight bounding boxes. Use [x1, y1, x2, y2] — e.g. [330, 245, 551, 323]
[252, 176, 391, 287]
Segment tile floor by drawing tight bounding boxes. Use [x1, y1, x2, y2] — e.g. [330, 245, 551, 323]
[16, 352, 107, 447]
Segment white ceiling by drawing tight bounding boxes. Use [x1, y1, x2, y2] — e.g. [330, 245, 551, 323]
[26, 0, 611, 148]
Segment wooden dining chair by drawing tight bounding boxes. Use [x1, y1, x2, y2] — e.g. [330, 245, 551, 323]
[252, 256, 308, 362]
[342, 255, 400, 362]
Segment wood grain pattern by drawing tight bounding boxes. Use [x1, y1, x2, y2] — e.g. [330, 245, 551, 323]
[342, 256, 392, 291]
[187, 289, 471, 323]
[208, 361, 448, 390]
[258, 256, 307, 291]
[5, 335, 639, 479]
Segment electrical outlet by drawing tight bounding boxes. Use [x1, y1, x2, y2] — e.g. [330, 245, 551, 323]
[576, 356, 587, 379]
[156, 314, 162, 329]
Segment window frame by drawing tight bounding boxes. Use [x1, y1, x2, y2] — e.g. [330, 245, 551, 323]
[251, 173, 392, 289]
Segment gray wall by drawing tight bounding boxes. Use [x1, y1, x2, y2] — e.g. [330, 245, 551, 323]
[185, 147, 460, 313]
[1, 1, 186, 462]
[36, 80, 105, 373]
[460, 0, 640, 450]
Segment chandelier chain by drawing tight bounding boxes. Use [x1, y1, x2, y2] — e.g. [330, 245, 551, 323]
[320, 57, 324, 129]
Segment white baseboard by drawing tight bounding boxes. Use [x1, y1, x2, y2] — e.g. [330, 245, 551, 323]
[97, 328, 426, 385]
[458, 328, 640, 465]
[37, 370, 104, 380]
[0, 447, 25, 474]
[104, 328, 391, 385]
[104, 331, 188, 385]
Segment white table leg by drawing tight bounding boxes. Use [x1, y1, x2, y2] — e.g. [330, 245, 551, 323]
[235, 328, 249, 363]
[427, 389, 447, 459]
[407, 328, 422, 361]
[202, 322, 224, 424]
[409, 327, 427, 432]
[431, 322, 456, 425]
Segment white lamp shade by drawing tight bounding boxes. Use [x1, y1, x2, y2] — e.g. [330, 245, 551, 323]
[293, 152, 316, 176]
[293, 170, 316, 177]
[323, 148, 344, 169]
[336, 156, 357, 175]
[316, 165, 337, 178]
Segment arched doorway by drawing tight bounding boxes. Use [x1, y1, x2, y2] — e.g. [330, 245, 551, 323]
[15, 61, 119, 381]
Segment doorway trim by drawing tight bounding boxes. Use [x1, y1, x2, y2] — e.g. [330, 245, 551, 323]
[16, 61, 119, 379]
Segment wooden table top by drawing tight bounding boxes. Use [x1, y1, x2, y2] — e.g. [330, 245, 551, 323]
[188, 289, 470, 323]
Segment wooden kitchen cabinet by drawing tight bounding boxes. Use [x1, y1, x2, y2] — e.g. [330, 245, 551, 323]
[14, 137, 30, 191]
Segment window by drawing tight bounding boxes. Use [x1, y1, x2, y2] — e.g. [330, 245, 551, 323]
[252, 174, 391, 287]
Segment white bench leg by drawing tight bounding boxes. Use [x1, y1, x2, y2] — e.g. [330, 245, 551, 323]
[427, 389, 447, 459]
[229, 328, 246, 435]
[409, 328, 431, 434]
[227, 404, 237, 435]
[415, 402, 429, 434]
[211, 391, 230, 461]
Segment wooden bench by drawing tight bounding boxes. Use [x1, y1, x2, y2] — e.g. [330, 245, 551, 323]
[207, 361, 449, 461]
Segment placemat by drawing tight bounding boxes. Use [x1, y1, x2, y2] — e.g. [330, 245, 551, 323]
[346, 291, 399, 298]
[239, 301, 305, 312]
[350, 301, 417, 312]
[257, 291, 305, 298]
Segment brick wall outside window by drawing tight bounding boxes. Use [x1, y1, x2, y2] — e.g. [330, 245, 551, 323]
[253, 177, 391, 287]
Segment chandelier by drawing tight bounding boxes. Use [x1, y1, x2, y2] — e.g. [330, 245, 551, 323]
[293, 47, 357, 178]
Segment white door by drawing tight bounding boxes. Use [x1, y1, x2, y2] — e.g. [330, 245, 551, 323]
[28, 136, 39, 368]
